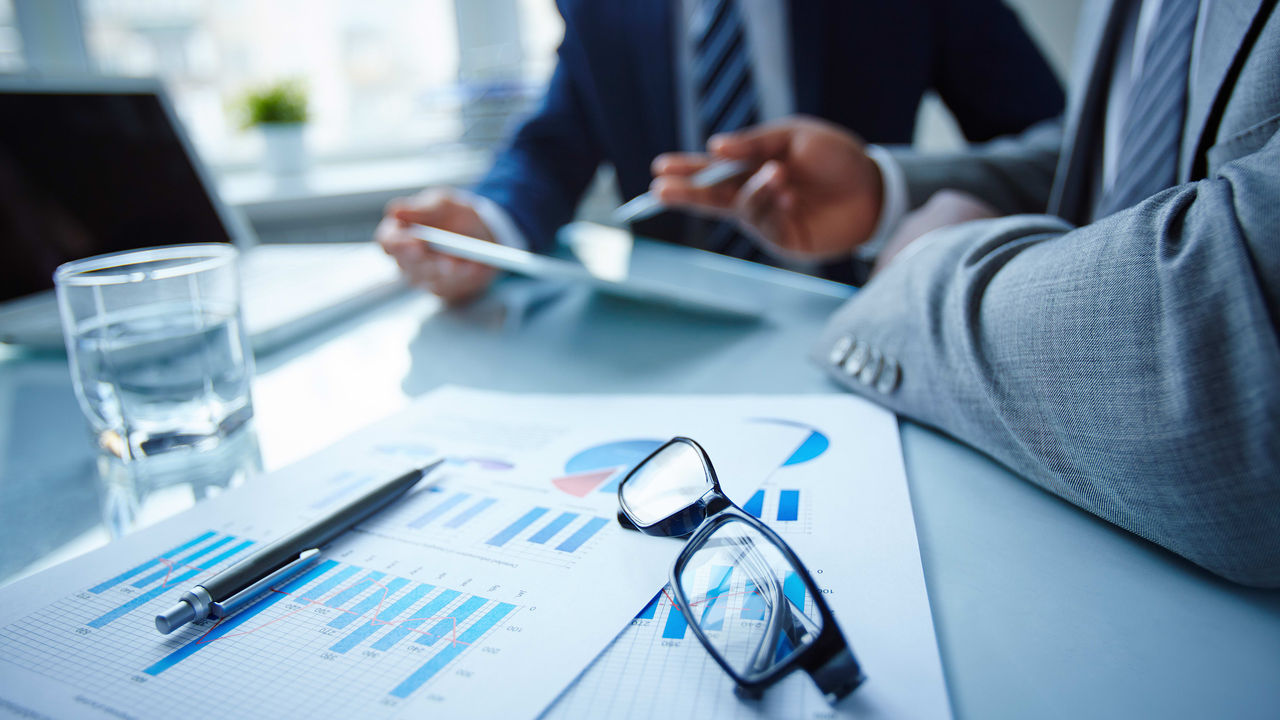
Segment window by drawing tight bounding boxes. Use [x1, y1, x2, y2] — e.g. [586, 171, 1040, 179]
[81, 0, 564, 169]
[0, 0, 24, 72]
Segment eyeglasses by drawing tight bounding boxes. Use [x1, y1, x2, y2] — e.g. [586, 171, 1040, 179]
[616, 437, 865, 703]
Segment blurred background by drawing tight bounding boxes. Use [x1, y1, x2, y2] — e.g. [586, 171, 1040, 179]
[0, 0, 1083, 242]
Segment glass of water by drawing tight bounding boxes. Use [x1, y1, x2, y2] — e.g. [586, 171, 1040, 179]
[54, 244, 255, 460]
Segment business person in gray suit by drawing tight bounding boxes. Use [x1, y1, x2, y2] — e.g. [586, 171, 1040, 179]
[651, 0, 1280, 587]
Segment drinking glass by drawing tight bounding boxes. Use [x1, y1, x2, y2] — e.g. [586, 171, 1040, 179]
[54, 244, 255, 460]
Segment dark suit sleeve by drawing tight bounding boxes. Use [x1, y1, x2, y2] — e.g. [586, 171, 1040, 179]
[812, 127, 1280, 587]
[929, 0, 1066, 142]
[471, 16, 604, 254]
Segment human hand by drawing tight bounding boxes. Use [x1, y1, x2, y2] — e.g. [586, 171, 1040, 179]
[375, 189, 498, 304]
[871, 190, 999, 277]
[650, 116, 883, 261]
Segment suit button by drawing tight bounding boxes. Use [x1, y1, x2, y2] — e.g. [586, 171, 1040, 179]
[876, 358, 901, 394]
[858, 350, 883, 386]
[828, 335, 855, 366]
[842, 342, 870, 377]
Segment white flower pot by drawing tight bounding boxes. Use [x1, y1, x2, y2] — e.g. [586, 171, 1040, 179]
[259, 123, 307, 176]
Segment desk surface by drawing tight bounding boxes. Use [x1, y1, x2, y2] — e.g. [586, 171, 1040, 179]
[1, 240, 1276, 719]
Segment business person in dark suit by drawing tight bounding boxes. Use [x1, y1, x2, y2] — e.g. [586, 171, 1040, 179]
[655, 0, 1280, 586]
[377, 0, 1064, 302]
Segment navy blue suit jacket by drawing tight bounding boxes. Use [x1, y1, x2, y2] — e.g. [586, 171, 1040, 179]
[473, 0, 1065, 277]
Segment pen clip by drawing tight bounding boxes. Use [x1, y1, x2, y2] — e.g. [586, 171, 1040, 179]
[209, 548, 321, 618]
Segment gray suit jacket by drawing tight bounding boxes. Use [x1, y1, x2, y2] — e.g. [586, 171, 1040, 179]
[813, 0, 1280, 587]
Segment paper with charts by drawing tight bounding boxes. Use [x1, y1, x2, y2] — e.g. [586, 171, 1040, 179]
[0, 387, 945, 719]
[544, 402, 952, 719]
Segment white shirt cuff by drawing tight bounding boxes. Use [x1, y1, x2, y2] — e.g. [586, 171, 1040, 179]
[855, 145, 908, 262]
[453, 189, 530, 251]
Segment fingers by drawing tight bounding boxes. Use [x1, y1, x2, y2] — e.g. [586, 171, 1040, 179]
[707, 121, 797, 162]
[375, 197, 496, 303]
[650, 173, 741, 216]
[384, 237, 495, 303]
[417, 254, 497, 305]
[651, 152, 714, 177]
[734, 161, 808, 254]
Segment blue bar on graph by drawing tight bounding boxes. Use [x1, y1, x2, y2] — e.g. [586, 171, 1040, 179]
[555, 517, 608, 553]
[390, 603, 515, 699]
[89, 531, 218, 594]
[777, 490, 800, 522]
[697, 566, 733, 632]
[741, 580, 766, 621]
[445, 498, 496, 529]
[331, 583, 433, 653]
[324, 571, 385, 608]
[372, 589, 461, 651]
[144, 559, 338, 676]
[408, 492, 471, 529]
[743, 490, 765, 518]
[783, 571, 806, 612]
[88, 539, 255, 629]
[662, 603, 689, 639]
[132, 536, 237, 588]
[329, 578, 409, 630]
[635, 592, 661, 620]
[529, 512, 577, 544]
[417, 595, 487, 646]
[298, 564, 362, 602]
[486, 508, 548, 547]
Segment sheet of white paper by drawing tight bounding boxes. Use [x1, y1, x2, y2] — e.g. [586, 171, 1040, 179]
[0, 388, 821, 720]
[543, 398, 953, 719]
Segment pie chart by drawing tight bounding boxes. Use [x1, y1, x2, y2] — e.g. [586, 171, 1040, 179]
[750, 418, 830, 466]
[552, 439, 664, 497]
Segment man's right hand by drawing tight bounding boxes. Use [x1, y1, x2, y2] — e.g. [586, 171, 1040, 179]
[375, 189, 498, 304]
[651, 117, 884, 261]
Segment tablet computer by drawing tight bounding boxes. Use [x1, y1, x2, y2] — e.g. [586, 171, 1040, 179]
[410, 223, 764, 320]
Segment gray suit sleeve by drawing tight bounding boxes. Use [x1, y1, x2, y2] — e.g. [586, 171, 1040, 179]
[890, 117, 1064, 215]
[813, 127, 1280, 587]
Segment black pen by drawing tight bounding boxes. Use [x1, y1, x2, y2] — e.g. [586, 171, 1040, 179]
[154, 458, 444, 635]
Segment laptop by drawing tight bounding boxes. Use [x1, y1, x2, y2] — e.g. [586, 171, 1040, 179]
[0, 77, 405, 355]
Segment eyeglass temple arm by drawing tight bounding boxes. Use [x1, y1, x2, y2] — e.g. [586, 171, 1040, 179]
[731, 538, 790, 677]
[806, 644, 866, 703]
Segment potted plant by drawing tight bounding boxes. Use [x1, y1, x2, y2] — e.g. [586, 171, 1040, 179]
[239, 80, 309, 176]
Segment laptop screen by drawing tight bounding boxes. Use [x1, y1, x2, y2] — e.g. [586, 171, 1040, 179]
[0, 90, 232, 303]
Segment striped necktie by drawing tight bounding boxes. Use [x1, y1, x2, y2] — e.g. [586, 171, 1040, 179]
[690, 0, 763, 259]
[1095, 0, 1200, 218]
[692, 0, 762, 141]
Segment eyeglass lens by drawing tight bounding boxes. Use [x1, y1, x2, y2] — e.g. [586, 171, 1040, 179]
[677, 518, 824, 682]
[619, 440, 712, 527]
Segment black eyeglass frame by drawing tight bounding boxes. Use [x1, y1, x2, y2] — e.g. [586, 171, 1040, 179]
[616, 436, 866, 703]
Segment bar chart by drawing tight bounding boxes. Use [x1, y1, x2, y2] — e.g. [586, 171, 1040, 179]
[135, 548, 520, 701]
[387, 486, 614, 565]
[741, 488, 804, 523]
[0, 529, 529, 717]
[634, 568, 809, 643]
